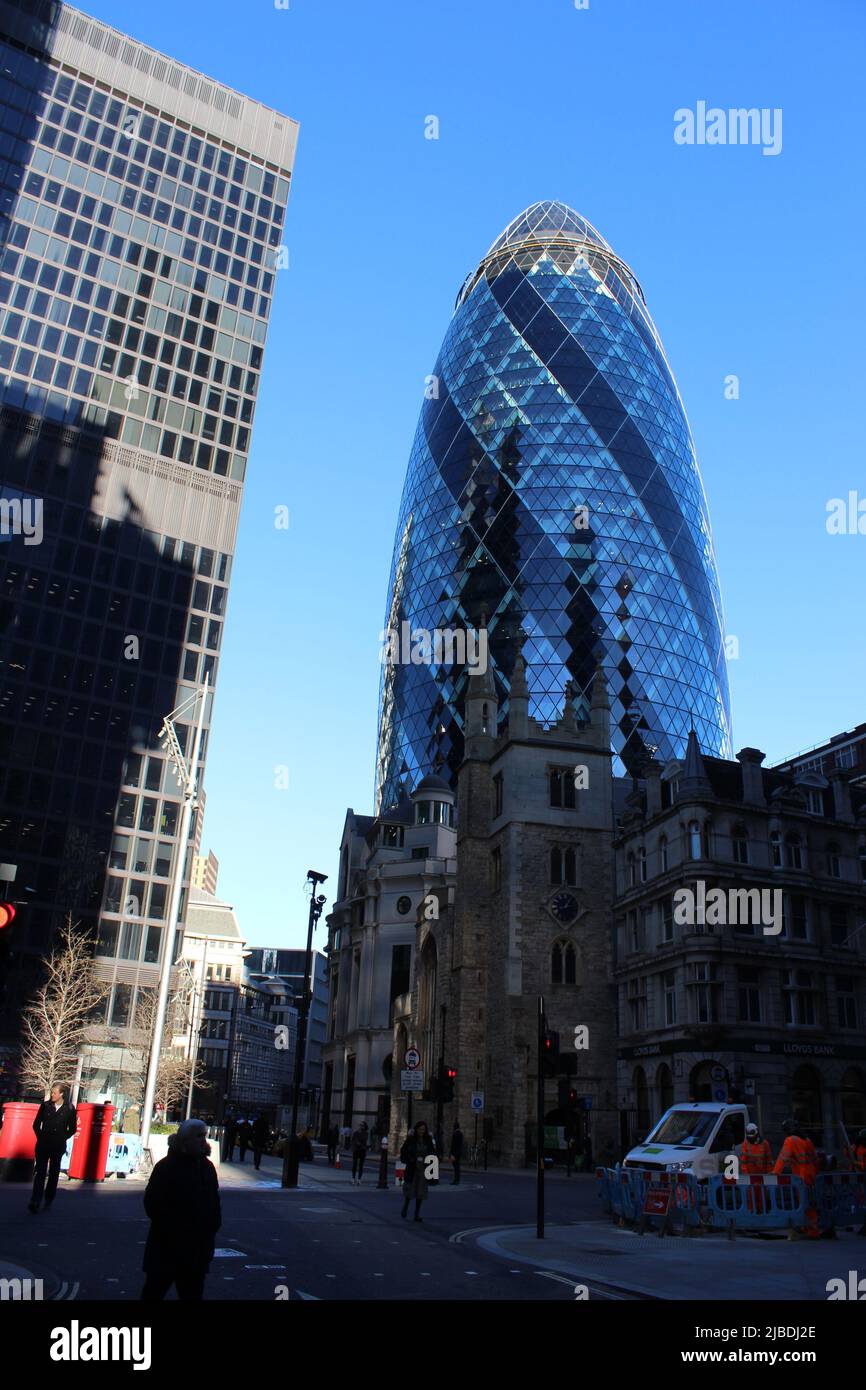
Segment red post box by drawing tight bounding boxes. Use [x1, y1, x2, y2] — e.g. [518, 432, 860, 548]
[0, 1101, 40, 1181]
[67, 1102, 114, 1181]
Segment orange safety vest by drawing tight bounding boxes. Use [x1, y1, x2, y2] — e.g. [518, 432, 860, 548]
[739, 1138, 773, 1174]
[773, 1134, 818, 1183]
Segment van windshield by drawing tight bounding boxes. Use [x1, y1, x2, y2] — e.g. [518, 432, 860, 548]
[645, 1111, 718, 1147]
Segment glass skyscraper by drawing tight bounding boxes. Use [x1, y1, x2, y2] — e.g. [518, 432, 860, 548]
[377, 200, 732, 809]
[0, 1, 296, 1076]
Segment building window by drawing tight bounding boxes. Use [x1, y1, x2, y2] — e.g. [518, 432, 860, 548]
[551, 847, 577, 886]
[770, 830, 783, 868]
[659, 836, 668, 872]
[806, 789, 823, 816]
[491, 846, 502, 892]
[782, 895, 808, 941]
[661, 896, 674, 944]
[549, 767, 576, 810]
[688, 961, 719, 1023]
[627, 975, 647, 1030]
[737, 966, 762, 1023]
[837, 977, 858, 1030]
[785, 834, 803, 870]
[493, 772, 503, 818]
[627, 909, 639, 953]
[627, 853, 636, 887]
[639, 847, 647, 882]
[382, 824, 404, 849]
[731, 824, 749, 865]
[389, 944, 411, 1001]
[859, 843, 866, 883]
[688, 821, 702, 861]
[835, 745, 856, 770]
[783, 969, 818, 1026]
[662, 970, 677, 1025]
[826, 842, 841, 879]
[552, 939, 577, 985]
[829, 905, 848, 947]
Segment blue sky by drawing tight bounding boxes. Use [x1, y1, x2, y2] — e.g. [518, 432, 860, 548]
[84, 0, 865, 947]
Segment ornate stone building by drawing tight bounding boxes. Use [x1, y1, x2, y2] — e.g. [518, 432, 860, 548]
[614, 735, 866, 1157]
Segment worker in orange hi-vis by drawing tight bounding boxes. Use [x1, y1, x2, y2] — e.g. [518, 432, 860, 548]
[739, 1122, 773, 1214]
[774, 1117, 820, 1239]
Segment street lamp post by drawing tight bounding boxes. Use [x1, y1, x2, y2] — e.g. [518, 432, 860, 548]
[282, 870, 327, 1188]
[140, 673, 209, 1152]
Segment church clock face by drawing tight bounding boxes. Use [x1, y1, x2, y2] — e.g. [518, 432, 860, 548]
[396, 896, 412, 915]
[549, 891, 580, 925]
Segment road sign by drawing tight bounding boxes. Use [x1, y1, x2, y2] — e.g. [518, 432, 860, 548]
[470, 1092, 484, 1112]
[711, 1065, 726, 1082]
[401, 1070, 423, 1092]
[404, 1047, 421, 1071]
[713, 1087, 727, 1102]
[642, 1186, 672, 1217]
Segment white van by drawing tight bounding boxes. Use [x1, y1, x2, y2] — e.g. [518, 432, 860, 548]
[623, 1101, 749, 1179]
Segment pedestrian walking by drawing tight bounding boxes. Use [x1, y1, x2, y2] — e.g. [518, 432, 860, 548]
[251, 1114, 270, 1170]
[326, 1123, 339, 1164]
[237, 1118, 252, 1164]
[400, 1119, 436, 1221]
[28, 1083, 77, 1214]
[141, 1118, 221, 1302]
[222, 1114, 237, 1163]
[351, 1121, 369, 1184]
[450, 1120, 463, 1185]
[774, 1117, 820, 1239]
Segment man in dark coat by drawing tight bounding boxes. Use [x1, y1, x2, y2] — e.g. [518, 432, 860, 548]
[237, 1118, 252, 1164]
[29, 1083, 77, 1213]
[251, 1114, 270, 1170]
[141, 1118, 221, 1301]
[222, 1114, 237, 1162]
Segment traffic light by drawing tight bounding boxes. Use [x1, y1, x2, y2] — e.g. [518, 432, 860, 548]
[542, 1029, 560, 1077]
[0, 903, 15, 1007]
[442, 1066, 457, 1103]
[558, 1080, 579, 1111]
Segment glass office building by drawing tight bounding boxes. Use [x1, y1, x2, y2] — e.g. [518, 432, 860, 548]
[376, 201, 731, 808]
[0, 2, 296, 1060]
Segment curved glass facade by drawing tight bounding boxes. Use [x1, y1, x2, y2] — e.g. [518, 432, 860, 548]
[376, 201, 731, 809]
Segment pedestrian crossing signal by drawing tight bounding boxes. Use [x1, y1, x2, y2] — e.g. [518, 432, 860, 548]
[0, 904, 15, 929]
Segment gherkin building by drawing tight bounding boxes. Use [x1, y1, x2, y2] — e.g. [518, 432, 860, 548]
[376, 201, 731, 810]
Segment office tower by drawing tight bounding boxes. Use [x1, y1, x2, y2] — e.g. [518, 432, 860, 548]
[0, 1, 297, 1082]
[376, 200, 731, 809]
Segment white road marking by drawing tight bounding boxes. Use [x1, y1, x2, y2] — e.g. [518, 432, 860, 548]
[214, 1248, 247, 1258]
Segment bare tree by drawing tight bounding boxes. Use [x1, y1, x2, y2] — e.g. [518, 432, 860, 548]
[18, 916, 111, 1098]
[120, 983, 210, 1118]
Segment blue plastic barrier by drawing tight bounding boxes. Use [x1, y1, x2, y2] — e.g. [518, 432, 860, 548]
[105, 1134, 143, 1175]
[814, 1172, 866, 1230]
[627, 1167, 703, 1230]
[706, 1174, 807, 1231]
[596, 1166, 611, 1212]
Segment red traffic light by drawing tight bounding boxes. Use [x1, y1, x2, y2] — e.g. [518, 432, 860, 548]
[446, 1067, 457, 1080]
[0, 903, 15, 928]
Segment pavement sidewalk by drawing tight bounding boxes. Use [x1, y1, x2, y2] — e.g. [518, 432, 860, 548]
[472, 1220, 866, 1300]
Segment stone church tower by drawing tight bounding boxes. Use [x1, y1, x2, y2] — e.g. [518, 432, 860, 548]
[432, 638, 619, 1166]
